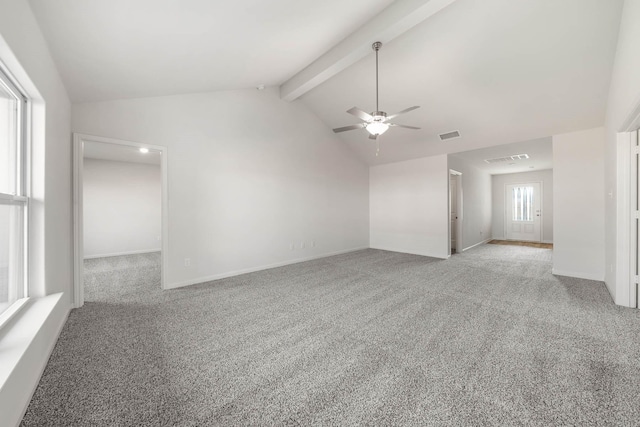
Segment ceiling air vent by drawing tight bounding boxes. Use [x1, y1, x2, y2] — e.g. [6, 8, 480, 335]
[439, 130, 461, 141]
[484, 153, 530, 164]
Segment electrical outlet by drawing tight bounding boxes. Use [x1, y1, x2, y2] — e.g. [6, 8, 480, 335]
[289, 243, 294, 251]
[311, 240, 316, 247]
[300, 241, 305, 249]
[184, 258, 191, 267]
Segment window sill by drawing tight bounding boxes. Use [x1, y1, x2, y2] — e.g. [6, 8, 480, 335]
[0, 293, 69, 426]
[0, 298, 30, 331]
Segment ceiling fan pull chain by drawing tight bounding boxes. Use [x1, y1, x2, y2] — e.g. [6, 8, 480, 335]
[376, 138, 380, 156]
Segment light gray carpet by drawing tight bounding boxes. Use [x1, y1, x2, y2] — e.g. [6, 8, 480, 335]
[21, 246, 640, 426]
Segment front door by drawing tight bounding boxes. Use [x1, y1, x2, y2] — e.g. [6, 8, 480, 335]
[505, 183, 541, 242]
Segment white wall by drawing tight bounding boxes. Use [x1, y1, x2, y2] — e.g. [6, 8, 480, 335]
[553, 127, 605, 281]
[0, 0, 72, 297]
[492, 169, 554, 243]
[370, 155, 449, 258]
[448, 155, 492, 251]
[83, 159, 161, 258]
[604, 0, 640, 304]
[72, 87, 370, 288]
[0, 0, 72, 424]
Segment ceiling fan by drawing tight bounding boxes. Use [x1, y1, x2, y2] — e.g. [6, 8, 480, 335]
[333, 41, 420, 147]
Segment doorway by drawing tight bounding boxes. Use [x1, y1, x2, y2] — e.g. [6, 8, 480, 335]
[631, 129, 639, 308]
[449, 170, 462, 255]
[505, 182, 542, 242]
[73, 134, 168, 308]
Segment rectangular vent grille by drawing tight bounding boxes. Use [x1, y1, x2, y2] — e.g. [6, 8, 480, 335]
[484, 153, 530, 164]
[439, 130, 461, 141]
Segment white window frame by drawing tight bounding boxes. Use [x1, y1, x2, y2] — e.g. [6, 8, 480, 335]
[0, 64, 29, 328]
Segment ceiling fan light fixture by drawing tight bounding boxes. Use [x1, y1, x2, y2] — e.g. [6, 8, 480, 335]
[331, 41, 420, 146]
[366, 121, 389, 135]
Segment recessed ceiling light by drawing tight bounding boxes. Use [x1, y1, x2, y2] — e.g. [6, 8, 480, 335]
[139, 148, 149, 153]
[256, 85, 265, 91]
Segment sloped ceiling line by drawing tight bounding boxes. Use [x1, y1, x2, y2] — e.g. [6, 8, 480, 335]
[279, 0, 457, 102]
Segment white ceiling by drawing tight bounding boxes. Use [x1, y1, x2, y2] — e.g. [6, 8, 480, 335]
[29, 0, 623, 166]
[84, 141, 161, 165]
[28, 0, 393, 102]
[300, 0, 623, 165]
[450, 137, 552, 175]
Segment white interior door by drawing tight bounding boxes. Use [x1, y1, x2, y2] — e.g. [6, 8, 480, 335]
[505, 183, 541, 242]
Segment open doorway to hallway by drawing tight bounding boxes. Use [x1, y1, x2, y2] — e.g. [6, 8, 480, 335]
[449, 170, 462, 255]
[448, 136, 553, 253]
[73, 134, 168, 307]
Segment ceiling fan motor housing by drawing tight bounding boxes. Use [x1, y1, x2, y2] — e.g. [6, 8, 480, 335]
[371, 111, 387, 121]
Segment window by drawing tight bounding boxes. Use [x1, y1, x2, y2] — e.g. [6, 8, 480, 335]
[512, 186, 533, 222]
[0, 67, 27, 317]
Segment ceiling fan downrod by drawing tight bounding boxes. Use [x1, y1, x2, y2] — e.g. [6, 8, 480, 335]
[373, 41, 382, 114]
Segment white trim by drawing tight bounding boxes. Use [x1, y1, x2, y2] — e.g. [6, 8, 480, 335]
[613, 132, 633, 307]
[15, 299, 69, 425]
[0, 298, 29, 331]
[620, 94, 640, 133]
[0, 193, 28, 202]
[166, 247, 371, 290]
[448, 169, 463, 255]
[614, 96, 640, 309]
[462, 238, 491, 252]
[72, 136, 83, 308]
[552, 268, 604, 282]
[84, 249, 161, 260]
[369, 245, 448, 260]
[73, 133, 169, 308]
[0, 293, 69, 427]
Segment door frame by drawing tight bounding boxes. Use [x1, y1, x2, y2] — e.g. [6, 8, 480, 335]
[614, 96, 640, 308]
[72, 133, 169, 308]
[449, 169, 462, 256]
[615, 128, 637, 308]
[503, 181, 543, 243]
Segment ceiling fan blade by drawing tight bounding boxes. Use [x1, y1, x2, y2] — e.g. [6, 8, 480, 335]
[386, 106, 420, 120]
[388, 123, 421, 130]
[347, 107, 374, 122]
[368, 134, 378, 140]
[333, 124, 364, 133]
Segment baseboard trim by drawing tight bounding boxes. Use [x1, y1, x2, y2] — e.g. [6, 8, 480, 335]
[84, 249, 161, 259]
[462, 238, 491, 252]
[165, 246, 370, 290]
[1, 293, 70, 427]
[552, 268, 604, 282]
[368, 246, 448, 260]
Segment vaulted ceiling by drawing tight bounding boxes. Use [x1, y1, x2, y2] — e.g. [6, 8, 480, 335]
[29, 0, 623, 165]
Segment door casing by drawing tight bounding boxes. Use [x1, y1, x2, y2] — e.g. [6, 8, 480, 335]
[72, 133, 169, 308]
